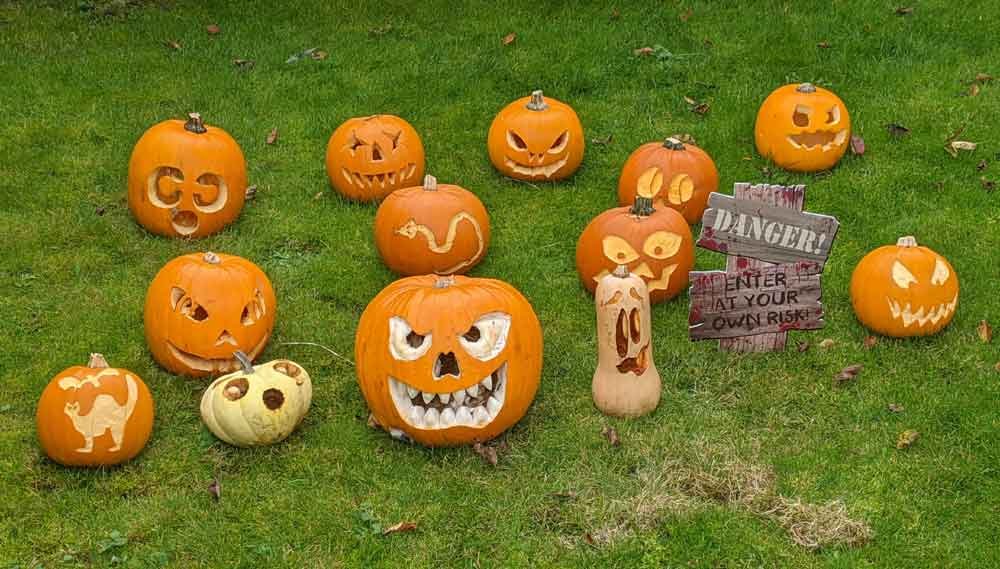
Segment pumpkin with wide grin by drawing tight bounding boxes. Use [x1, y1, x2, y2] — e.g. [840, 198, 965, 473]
[487, 90, 584, 182]
[755, 83, 851, 172]
[325, 114, 425, 201]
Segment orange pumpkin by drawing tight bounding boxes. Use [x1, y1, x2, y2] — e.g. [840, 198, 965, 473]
[325, 114, 425, 201]
[576, 196, 695, 304]
[355, 275, 543, 447]
[755, 83, 851, 172]
[617, 137, 719, 224]
[127, 113, 248, 238]
[850, 236, 959, 337]
[144, 252, 276, 377]
[487, 90, 584, 181]
[36, 354, 154, 467]
[374, 175, 491, 276]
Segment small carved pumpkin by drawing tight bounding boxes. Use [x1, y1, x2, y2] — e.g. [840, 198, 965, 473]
[36, 354, 154, 467]
[200, 354, 312, 447]
[593, 266, 661, 418]
[127, 113, 248, 238]
[356, 275, 543, 447]
[755, 83, 851, 172]
[325, 114, 425, 201]
[576, 196, 695, 304]
[374, 175, 491, 276]
[144, 252, 277, 377]
[850, 236, 959, 337]
[617, 137, 719, 224]
[487, 90, 584, 181]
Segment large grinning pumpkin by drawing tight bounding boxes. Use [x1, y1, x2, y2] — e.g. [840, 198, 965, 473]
[325, 114, 425, 201]
[755, 83, 851, 172]
[487, 90, 584, 182]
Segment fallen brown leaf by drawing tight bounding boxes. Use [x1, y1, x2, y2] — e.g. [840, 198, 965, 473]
[946, 140, 977, 157]
[501, 32, 516, 46]
[551, 490, 578, 500]
[896, 430, 919, 449]
[634, 46, 654, 57]
[683, 95, 697, 105]
[977, 159, 989, 171]
[995, 362, 1000, 373]
[584, 532, 597, 546]
[679, 8, 693, 22]
[886, 123, 910, 138]
[472, 442, 498, 466]
[313, 191, 324, 200]
[863, 336, 878, 349]
[382, 521, 417, 536]
[266, 127, 278, 145]
[834, 364, 863, 386]
[895, 6, 914, 15]
[95, 205, 107, 216]
[817, 40, 831, 49]
[850, 135, 865, 155]
[797, 341, 810, 352]
[968, 83, 981, 97]
[977, 320, 993, 343]
[206, 24, 221, 35]
[232, 58, 255, 69]
[887, 403, 904, 413]
[982, 177, 996, 192]
[208, 478, 221, 501]
[164, 39, 181, 50]
[974, 72, 994, 83]
[245, 185, 258, 201]
[691, 102, 710, 116]
[591, 134, 613, 146]
[310, 50, 328, 61]
[602, 426, 620, 447]
[818, 338, 836, 349]
[672, 133, 697, 145]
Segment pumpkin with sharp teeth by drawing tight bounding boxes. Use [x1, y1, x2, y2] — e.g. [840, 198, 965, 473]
[127, 113, 248, 238]
[355, 275, 542, 447]
[144, 252, 277, 377]
[487, 90, 584, 182]
[850, 236, 959, 337]
[325, 114, 425, 201]
[576, 196, 695, 304]
[617, 137, 719, 224]
[755, 83, 851, 172]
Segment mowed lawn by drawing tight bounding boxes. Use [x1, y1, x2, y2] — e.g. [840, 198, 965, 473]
[1, 1, 999, 567]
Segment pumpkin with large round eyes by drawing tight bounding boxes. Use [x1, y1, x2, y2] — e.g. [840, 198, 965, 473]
[325, 114, 425, 202]
[36, 353, 155, 467]
[373, 175, 491, 276]
[487, 90, 585, 182]
[576, 196, 695, 304]
[355, 275, 543, 447]
[144, 252, 277, 377]
[850, 236, 959, 337]
[755, 83, 851, 172]
[200, 354, 312, 447]
[127, 113, 248, 238]
[617, 137, 719, 224]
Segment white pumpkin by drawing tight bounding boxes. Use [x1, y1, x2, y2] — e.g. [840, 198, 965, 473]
[200, 354, 312, 447]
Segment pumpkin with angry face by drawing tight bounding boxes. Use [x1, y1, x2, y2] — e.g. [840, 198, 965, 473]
[487, 90, 584, 181]
[325, 114, 425, 201]
[755, 83, 851, 172]
[617, 137, 719, 225]
[850, 236, 959, 337]
[144, 252, 277, 377]
[355, 275, 543, 447]
[128, 113, 248, 238]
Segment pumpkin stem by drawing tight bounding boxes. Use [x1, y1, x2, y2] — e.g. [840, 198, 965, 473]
[526, 90, 549, 111]
[203, 251, 221, 264]
[184, 112, 208, 134]
[423, 175, 438, 191]
[612, 265, 630, 278]
[87, 353, 110, 369]
[630, 196, 655, 217]
[233, 351, 254, 374]
[663, 137, 685, 150]
[434, 275, 455, 289]
[897, 235, 918, 248]
[796, 83, 817, 94]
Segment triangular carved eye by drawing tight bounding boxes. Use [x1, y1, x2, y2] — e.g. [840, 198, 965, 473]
[385, 129, 402, 149]
[931, 258, 950, 285]
[892, 261, 918, 289]
[170, 286, 186, 309]
[506, 130, 528, 151]
[548, 131, 569, 154]
[346, 132, 365, 153]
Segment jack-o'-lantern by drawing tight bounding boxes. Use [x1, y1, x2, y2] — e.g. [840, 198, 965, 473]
[576, 195, 695, 304]
[617, 137, 719, 224]
[200, 354, 312, 447]
[755, 83, 851, 172]
[127, 113, 248, 238]
[487, 90, 584, 182]
[374, 175, 491, 276]
[592, 266, 661, 418]
[355, 275, 543, 447]
[36, 354, 154, 467]
[144, 252, 277, 377]
[850, 236, 959, 337]
[325, 114, 425, 201]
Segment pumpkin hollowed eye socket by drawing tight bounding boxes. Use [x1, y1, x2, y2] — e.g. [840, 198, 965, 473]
[459, 312, 511, 361]
[643, 231, 683, 259]
[826, 106, 841, 125]
[371, 144, 384, 162]
[346, 132, 364, 153]
[241, 290, 267, 326]
[178, 297, 208, 322]
[463, 326, 481, 342]
[891, 261, 918, 289]
[793, 105, 811, 127]
[506, 130, 528, 151]
[931, 258, 950, 286]
[602, 235, 640, 264]
[548, 131, 569, 154]
[629, 308, 641, 343]
[389, 316, 432, 361]
[386, 130, 402, 149]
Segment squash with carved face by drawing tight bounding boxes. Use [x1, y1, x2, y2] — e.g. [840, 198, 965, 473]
[325, 114, 425, 201]
[576, 197, 695, 304]
[850, 236, 959, 337]
[487, 90, 584, 181]
[355, 275, 543, 447]
[755, 83, 851, 172]
[617, 137, 719, 225]
[127, 113, 248, 238]
[144, 252, 277, 377]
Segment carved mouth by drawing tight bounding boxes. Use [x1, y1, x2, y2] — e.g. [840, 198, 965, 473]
[616, 343, 649, 375]
[388, 362, 507, 430]
[341, 164, 417, 191]
[171, 210, 199, 236]
[886, 294, 958, 328]
[166, 334, 268, 374]
[503, 155, 568, 178]
[786, 130, 848, 151]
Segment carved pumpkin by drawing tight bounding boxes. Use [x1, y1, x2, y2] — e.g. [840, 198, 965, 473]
[36, 354, 154, 467]
[325, 114, 425, 201]
[617, 137, 719, 224]
[200, 353, 312, 447]
[355, 275, 543, 447]
[755, 83, 851, 172]
[127, 113, 247, 238]
[374, 175, 490, 276]
[144, 252, 276, 377]
[850, 236, 959, 337]
[576, 196, 695, 304]
[487, 90, 584, 181]
[593, 266, 661, 418]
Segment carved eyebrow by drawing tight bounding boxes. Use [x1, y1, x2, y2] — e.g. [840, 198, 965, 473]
[601, 290, 624, 306]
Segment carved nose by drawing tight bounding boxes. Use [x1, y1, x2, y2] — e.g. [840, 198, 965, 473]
[215, 329, 238, 346]
[433, 352, 460, 380]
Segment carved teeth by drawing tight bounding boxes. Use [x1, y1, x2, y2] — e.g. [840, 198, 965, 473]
[886, 294, 958, 328]
[406, 385, 418, 399]
[387, 363, 507, 431]
[503, 154, 569, 178]
[466, 384, 480, 397]
[439, 392, 451, 405]
[482, 376, 493, 391]
[422, 392, 434, 405]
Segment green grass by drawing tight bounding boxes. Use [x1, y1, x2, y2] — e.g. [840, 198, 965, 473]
[2, 0, 999, 567]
